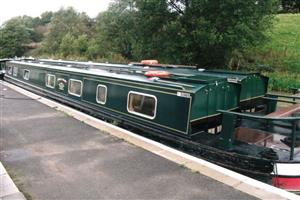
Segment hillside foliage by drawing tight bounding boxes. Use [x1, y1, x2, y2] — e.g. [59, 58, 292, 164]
[1, 1, 299, 91]
[1, 0, 278, 68]
[244, 14, 300, 91]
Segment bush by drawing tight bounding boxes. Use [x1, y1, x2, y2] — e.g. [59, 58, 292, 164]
[265, 71, 300, 91]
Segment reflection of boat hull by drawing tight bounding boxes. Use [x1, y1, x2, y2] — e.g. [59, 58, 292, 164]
[272, 162, 300, 193]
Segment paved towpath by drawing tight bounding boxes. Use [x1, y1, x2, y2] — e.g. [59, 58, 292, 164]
[0, 82, 259, 199]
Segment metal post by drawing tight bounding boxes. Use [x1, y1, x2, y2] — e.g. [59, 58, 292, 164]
[290, 87, 299, 102]
[266, 98, 277, 114]
[293, 89, 296, 102]
[290, 121, 296, 160]
[219, 112, 237, 150]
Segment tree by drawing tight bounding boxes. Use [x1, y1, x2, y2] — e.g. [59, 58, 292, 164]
[0, 17, 33, 58]
[1, 1, 279, 66]
[100, 0, 278, 68]
[74, 34, 89, 55]
[93, 1, 137, 59]
[59, 33, 76, 57]
[39, 11, 53, 25]
[173, 0, 279, 67]
[281, 0, 300, 12]
[42, 7, 93, 55]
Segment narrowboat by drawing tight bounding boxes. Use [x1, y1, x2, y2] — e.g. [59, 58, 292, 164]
[37, 58, 270, 111]
[2, 58, 300, 193]
[0, 59, 11, 80]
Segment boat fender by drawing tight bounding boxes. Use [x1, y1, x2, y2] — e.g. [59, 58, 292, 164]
[141, 60, 159, 65]
[144, 71, 170, 78]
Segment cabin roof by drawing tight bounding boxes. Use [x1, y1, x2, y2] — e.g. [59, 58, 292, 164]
[0, 58, 12, 62]
[28, 59, 261, 83]
[9, 60, 228, 93]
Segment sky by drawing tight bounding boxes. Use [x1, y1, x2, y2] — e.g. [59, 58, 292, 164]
[0, 0, 113, 25]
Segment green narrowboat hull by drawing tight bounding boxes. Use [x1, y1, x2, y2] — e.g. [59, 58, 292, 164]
[5, 60, 242, 137]
[2, 58, 299, 192]
[34, 59, 268, 108]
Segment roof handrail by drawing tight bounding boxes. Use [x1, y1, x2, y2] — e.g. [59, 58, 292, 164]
[218, 109, 300, 121]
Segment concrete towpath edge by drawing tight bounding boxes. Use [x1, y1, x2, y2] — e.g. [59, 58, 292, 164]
[0, 162, 26, 200]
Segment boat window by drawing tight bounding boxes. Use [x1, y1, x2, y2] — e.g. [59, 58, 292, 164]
[127, 92, 157, 119]
[7, 66, 12, 75]
[68, 79, 82, 97]
[46, 74, 56, 88]
[23, 70, 30, 80]
[13, 66, 18, 77]
[96, 84, 107, 104]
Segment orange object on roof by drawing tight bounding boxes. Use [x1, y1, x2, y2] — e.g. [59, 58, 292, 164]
[144, 71, 170, 78]
[141, 60, 159, 65]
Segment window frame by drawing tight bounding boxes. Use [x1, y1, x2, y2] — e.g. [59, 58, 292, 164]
[68, 79, 83, 97]
[23, 69, 30, 80]
[7, 66, 12, 75]
[12, 66, 18, 77]
[96, 84, 107, 105]
[45, 74, 56, 89]
[127, 91, 157, 120]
